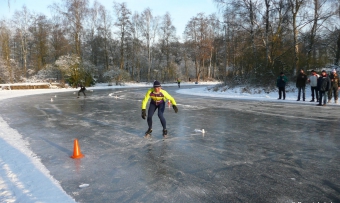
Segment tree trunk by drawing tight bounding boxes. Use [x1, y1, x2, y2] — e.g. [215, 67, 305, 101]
[306, 0, 318, 70]
[335, 30, 340, 66]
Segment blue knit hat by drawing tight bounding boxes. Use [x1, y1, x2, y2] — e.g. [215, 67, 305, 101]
[153, 80, 161, 87]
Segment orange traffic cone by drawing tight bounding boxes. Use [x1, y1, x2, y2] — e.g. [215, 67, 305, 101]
[168, 100, 171, 108]
[71, 139, 84, 159]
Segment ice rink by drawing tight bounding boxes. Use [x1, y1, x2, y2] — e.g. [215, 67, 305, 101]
[1, 86, 340, 202]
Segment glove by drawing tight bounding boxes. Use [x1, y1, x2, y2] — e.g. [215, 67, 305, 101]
[173, 105, 178, 113]
[142, 109, 146, 119]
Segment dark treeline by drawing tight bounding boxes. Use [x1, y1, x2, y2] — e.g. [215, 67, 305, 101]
[0, 0, 339, 87]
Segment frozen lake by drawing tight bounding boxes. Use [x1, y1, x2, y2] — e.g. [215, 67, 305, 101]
[1, 86, 340, 202]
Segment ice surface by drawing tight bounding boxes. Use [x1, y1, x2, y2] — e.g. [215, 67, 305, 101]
[0, 85, 340, 202]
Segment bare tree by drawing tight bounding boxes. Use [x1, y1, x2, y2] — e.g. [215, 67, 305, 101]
[333, 0, 340, 65]
[49, 15, 70, 61]
[30, 14, 50, 71]
[159, 12, 177, 81]
[289, 0, 305, 73]
[305, 0, 333, 69]
[50, 0, 89, 58]
[86, 0, 100, 65]
[113, 2, 132, 72]
[131, 11, 142, 81]
[184, 13, 211, 82]
[139, 8, 159, 82]
[98, 4, 112, 71]
[207, 14, 219, 79]
[0, 20, 13, 83]
[12, 5, 32, 78]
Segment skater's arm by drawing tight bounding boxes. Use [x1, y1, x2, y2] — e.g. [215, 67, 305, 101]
[141, 89, 152, 109]
[161, 90, 177, 105]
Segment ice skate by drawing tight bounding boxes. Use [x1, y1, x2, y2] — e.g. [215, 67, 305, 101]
[163, 129, 168, 138]
[144, 128, 152, 138]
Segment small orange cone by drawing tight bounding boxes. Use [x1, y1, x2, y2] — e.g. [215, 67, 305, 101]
[168, 100, 171, 108]
[71, 139, 84, 159]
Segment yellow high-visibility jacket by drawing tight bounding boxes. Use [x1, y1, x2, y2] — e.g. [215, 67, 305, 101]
[141, 88, 177, 109]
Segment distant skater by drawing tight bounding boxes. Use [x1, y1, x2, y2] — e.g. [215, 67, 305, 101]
[177, 78, 181, 88]
[77, 84, 86, 98]
[141, 80, 178, 138]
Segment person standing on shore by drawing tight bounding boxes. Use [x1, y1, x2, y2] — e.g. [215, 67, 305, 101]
[296, 69, 308, 101]
[276, 72, 288, 100]
[327, 69, 339, 104]
[317, 70, 331, 106]
[308, 70, 319, 102]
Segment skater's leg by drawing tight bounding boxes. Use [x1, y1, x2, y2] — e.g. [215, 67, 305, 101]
[147, 103, 157, 129]
[157, 102, 166, 129]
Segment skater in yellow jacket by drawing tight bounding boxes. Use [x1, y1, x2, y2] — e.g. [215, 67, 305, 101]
[141, 80, 178, 137]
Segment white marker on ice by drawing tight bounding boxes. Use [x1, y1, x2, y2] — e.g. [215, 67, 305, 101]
[194, 129, 205, 133]
[79, 184, 89, 188]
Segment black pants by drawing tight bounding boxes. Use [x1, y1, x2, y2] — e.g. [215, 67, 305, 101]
[297, 86, 305, 100]
[328, 86, 339, 101]
[78, 90, 86, 96]
[319, 91, 327, 105]
[278, 87, 285, 99]
[147, 101, 166, 130]
[311, 86, 318, 101]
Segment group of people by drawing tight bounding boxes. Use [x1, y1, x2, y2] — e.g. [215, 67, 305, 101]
[277, 69, 340, 106]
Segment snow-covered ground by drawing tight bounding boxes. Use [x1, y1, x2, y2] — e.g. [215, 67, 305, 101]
[0, 81, 338, 202]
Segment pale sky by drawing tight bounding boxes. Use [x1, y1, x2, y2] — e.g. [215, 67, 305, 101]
[0, 0, 219, 40]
